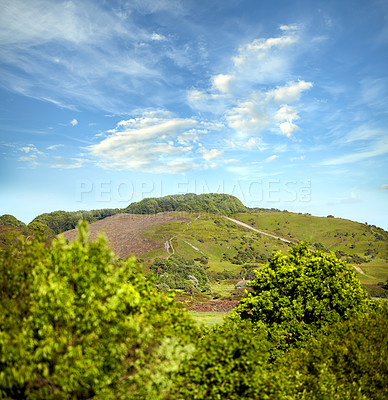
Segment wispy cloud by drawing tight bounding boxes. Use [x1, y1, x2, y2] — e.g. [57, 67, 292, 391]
[50, 156, 86, 169]
[87, 110, 210, 173]
[266, 154, 278, 162]
[0, 0, 178, 112]
[322, 136, 388, 165]
[47, 144, 64, 150]
[17, 144, 45, 167]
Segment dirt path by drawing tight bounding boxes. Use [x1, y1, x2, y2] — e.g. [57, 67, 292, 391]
[166, 214, 202, 258]
[224, 216, 294, 244]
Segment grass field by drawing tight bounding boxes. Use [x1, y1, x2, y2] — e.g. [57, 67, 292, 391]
[189, 311, 228, 328]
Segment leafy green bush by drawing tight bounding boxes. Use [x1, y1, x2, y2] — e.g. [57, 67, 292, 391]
[279, 303, 388, 399]
[169, 320, 292, 399]
[0, 222, 196, 399]
[231, 242, 368, 349]
[150, 255, 210, 293]
[0, 214, 26, 228]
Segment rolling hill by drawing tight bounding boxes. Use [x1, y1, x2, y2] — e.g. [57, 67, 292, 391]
[59, 206, 388, 292]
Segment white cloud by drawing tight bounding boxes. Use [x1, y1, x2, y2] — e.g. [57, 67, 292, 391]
[274, 105, 299, 121]
[290, 155, 305, 161]
[188, 27, 312, 140]
[244, 137, 258, 149]
[266, 154, 278, 162]
[380, 184, 388, 191]
[266, 80, 313, 103]
[233, 35, 298, 68]
[151, 33, 167, 41]
[280, 24, 300, 31]
[279, 121, 299, 137]
[226, 97, 270, 135]
[199, 147, 224, 161]
[47, 144, 64, 150]
[17, 144, 44, 167]
[87, 110, 212, 173]
[50, 156, 85, 169]
[70, 118, 78, 126]
[223, 159, 239, 164]
[212, 74, 235, 94]
[19, 144, 43, 154]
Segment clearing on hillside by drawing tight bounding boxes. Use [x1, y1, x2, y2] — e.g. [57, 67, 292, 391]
[62, 212, 189, 259]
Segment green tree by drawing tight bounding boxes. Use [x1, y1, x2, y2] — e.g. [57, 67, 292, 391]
[0, 221, 196, 399]
[279, 303, 388, 400]
[169, 320, 292, 400]
[231, 242, 367, 348]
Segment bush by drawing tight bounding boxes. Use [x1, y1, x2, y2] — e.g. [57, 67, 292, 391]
[231, 242, 368, 349]
[0, 222, 196, 399]
[279, 303, 388, 399]
[169, 320, 292, 399]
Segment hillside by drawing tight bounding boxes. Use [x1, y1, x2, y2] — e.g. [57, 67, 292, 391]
[124, 193, 247, 215]
[28, 193, 246, 235]
[0, 214, 26, 228]
[61, 213, 189, 259]
[60, 209, 388, 292]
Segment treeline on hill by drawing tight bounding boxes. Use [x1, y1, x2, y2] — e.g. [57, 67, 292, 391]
[1, 224, 387, 399]
[124, 193, 248, 215]
[29, 208, 121, 235]
[1, 193, 249, 236]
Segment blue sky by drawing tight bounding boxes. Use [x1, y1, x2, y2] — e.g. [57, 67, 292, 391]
[1, 0, 387, 229]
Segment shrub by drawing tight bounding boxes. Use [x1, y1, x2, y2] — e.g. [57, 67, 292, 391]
[231, 242, 368, 349]
[0, 222, 196, 399]
[279, 303, 388, 400]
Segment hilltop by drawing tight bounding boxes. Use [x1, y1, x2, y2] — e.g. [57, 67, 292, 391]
[124, 193, 247, 215]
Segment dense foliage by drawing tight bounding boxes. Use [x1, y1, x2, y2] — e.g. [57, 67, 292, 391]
[0, 222, 196, 399]
[171, 304, 388, 400]
[124, 193, 247, 215]
[0, 214, 26, 228]
[278, 304, 388, 399]
[29, 208, 120, 234]
[170, 320, 288, 400]
[150, 255, 211, 293]
[232, 242, 368, 348]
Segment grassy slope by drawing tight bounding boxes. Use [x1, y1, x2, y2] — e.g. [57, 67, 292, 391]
[141, 211, 388, 287]
[142, 213, 290, 272]
[232, 211, 388, 285]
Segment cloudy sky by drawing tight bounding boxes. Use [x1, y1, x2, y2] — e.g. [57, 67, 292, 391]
[1, 0, 387, 229]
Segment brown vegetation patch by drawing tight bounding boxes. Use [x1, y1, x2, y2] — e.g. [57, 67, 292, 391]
[62, 212, 189, 259]
[188, 300, 239, 312]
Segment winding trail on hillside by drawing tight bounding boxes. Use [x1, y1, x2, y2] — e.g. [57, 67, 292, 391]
[166, 214, 203, 258]
[223, 216, 295, 244]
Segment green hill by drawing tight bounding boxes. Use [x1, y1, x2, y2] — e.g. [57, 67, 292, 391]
[136, 210, 388, 297]
[0, 214, 26, 228]
[29, 208, 120, 235]
[29, 194, 246, 235]
[124, 193, 248, 215]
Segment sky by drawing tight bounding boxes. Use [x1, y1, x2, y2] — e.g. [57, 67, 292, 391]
[0, 0, 387, 229]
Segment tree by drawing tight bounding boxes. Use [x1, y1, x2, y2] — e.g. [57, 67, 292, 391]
[0, 221, 196, 399]
[231, 242, 368, 348]
[279, 303, 388, 400]
[169, 320, 292, 400]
